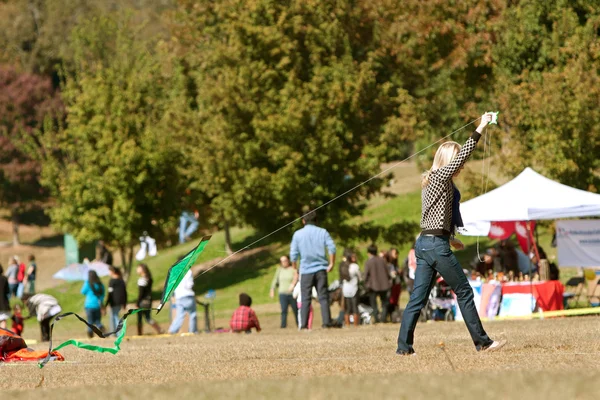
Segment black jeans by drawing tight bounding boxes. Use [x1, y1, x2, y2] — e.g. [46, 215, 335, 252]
[279, 293, 298, 328]
[369, 290, 389, 323]
[300, 269, 331, 328]
[397, 235, 493, 353]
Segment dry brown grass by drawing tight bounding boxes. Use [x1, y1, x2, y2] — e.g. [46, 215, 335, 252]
[2, 313, 600, 399]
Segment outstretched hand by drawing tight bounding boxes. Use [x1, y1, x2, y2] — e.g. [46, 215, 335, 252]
[476, 113, 494, 132]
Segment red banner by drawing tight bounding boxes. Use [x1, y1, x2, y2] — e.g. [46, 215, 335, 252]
[488, 221, 536, 253]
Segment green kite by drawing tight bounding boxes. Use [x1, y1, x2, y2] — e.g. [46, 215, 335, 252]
[39, 236, 212, 368]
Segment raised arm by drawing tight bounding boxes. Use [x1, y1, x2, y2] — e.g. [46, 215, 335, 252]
[432, 113, 493, 182]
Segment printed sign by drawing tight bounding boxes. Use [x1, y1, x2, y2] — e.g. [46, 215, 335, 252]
[557, 220, 600, 267]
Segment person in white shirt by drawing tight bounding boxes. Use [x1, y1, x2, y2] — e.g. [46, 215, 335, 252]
[292, 274, 317, 331]
[340, 250, 361, 327]
[167, 270, 197, 334]
[25, 293, 62, 342]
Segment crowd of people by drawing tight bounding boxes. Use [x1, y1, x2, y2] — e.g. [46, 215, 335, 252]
[264, 210, 417, 332]
[267, 244, 416, 330]
[0, 254, 37, 333]
[0, 229, 557, 342]
[469, 240, 559, 283]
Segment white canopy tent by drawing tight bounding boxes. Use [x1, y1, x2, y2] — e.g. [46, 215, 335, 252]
[460, 167, 600, 236]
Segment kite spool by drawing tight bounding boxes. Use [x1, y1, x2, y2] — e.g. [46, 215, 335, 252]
[486, 111, 499, 125]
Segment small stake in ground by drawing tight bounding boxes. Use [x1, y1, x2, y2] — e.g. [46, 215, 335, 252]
[35, 375, 44, 388]
[438, 341, 456, 372]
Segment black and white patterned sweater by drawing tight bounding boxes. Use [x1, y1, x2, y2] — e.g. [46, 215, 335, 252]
[421, 130, 482, 236]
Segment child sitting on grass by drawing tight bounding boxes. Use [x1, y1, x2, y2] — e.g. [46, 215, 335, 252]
[230, 293, 261, 333]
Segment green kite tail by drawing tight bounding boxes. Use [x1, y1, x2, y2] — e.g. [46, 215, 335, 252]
[38, 308, 148, 368]
[39, 237, 212, 368]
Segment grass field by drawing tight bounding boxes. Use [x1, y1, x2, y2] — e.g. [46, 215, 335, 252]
[2, 312, 600, 399]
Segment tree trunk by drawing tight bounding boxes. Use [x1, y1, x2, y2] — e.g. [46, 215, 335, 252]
[224, 221, 233, 255]
[128, 245, 134, 279]
[11, 209, 20, 247]
[120, 246, 131, 282]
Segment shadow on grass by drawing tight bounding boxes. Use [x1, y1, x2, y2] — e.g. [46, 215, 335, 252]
[230, 230, 288, 253]
[30, 234, 64, 248]
[193, 247, 280, 295]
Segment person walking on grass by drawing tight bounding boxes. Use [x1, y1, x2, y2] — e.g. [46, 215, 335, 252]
[270, 255, 298, 329]
[81, 270, 106, 338]
[168, 269, 198, 334]
[397, 112, 506, 355]
[136, 263, 163, 335]
[106, 266, 128, 334]
[364, 244, 391, 323]
[290, 210, 340, 329]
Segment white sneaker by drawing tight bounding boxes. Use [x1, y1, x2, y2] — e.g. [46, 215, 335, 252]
[483, 339, 507, 352]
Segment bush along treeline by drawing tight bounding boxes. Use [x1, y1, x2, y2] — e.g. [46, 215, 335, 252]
[0, 0, 598, 266]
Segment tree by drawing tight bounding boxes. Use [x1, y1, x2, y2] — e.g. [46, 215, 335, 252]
[32, 14, 186, 278]
[0, 65, 61, 246]
[172, 0, 418, 251]
[373, 0, 505, 166]
[492, 1, 600, 191]
[0, 0, 176, 77]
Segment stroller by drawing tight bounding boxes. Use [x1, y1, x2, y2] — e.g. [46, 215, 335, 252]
[422, 275, 456, 322]
[330, 280, 374, 325]
[355, 291, 374, 325]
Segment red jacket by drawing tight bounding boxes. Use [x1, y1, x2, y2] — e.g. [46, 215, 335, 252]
[17, 263, 26, 282]
[230, 306, 261, 332]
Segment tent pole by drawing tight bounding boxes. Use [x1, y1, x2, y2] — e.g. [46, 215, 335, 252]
[527, 221, 533, 303]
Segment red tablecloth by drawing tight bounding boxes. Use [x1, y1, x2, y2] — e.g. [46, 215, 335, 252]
[501, 281, 564, 311]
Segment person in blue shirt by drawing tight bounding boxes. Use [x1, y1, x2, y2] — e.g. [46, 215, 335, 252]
[81, 270, 106, 338]
[290, 210, 339, 329]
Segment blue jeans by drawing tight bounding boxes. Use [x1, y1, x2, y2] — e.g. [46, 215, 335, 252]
[85, 308, 104, 335]
[168, 296, 198, 334]
[179, 212, 199, 244]
[8, 283, 18, 299]
[279, 293, 298, 328]
[109, 305, 123, 333]
[16, 282, 24, 299]
[397, 235, 493, 353]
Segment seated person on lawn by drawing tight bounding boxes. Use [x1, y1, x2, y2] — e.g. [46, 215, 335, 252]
[230, 293, 261, 333]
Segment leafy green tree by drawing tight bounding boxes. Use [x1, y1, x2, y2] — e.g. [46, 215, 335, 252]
[0, 0, 175, 76]
[492, 0, 600, 191]
[374, 0, 504, 165]
[0, 65, 61, 245]
[172, 0, 418, 251]
[32, 14, 186, 278]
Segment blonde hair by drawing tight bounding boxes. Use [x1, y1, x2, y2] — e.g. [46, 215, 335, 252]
[422, 141, 461, 187]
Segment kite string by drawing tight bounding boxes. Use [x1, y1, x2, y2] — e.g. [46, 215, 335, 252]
[476, 126, 493, 262]
[196, 117, 481, 279]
